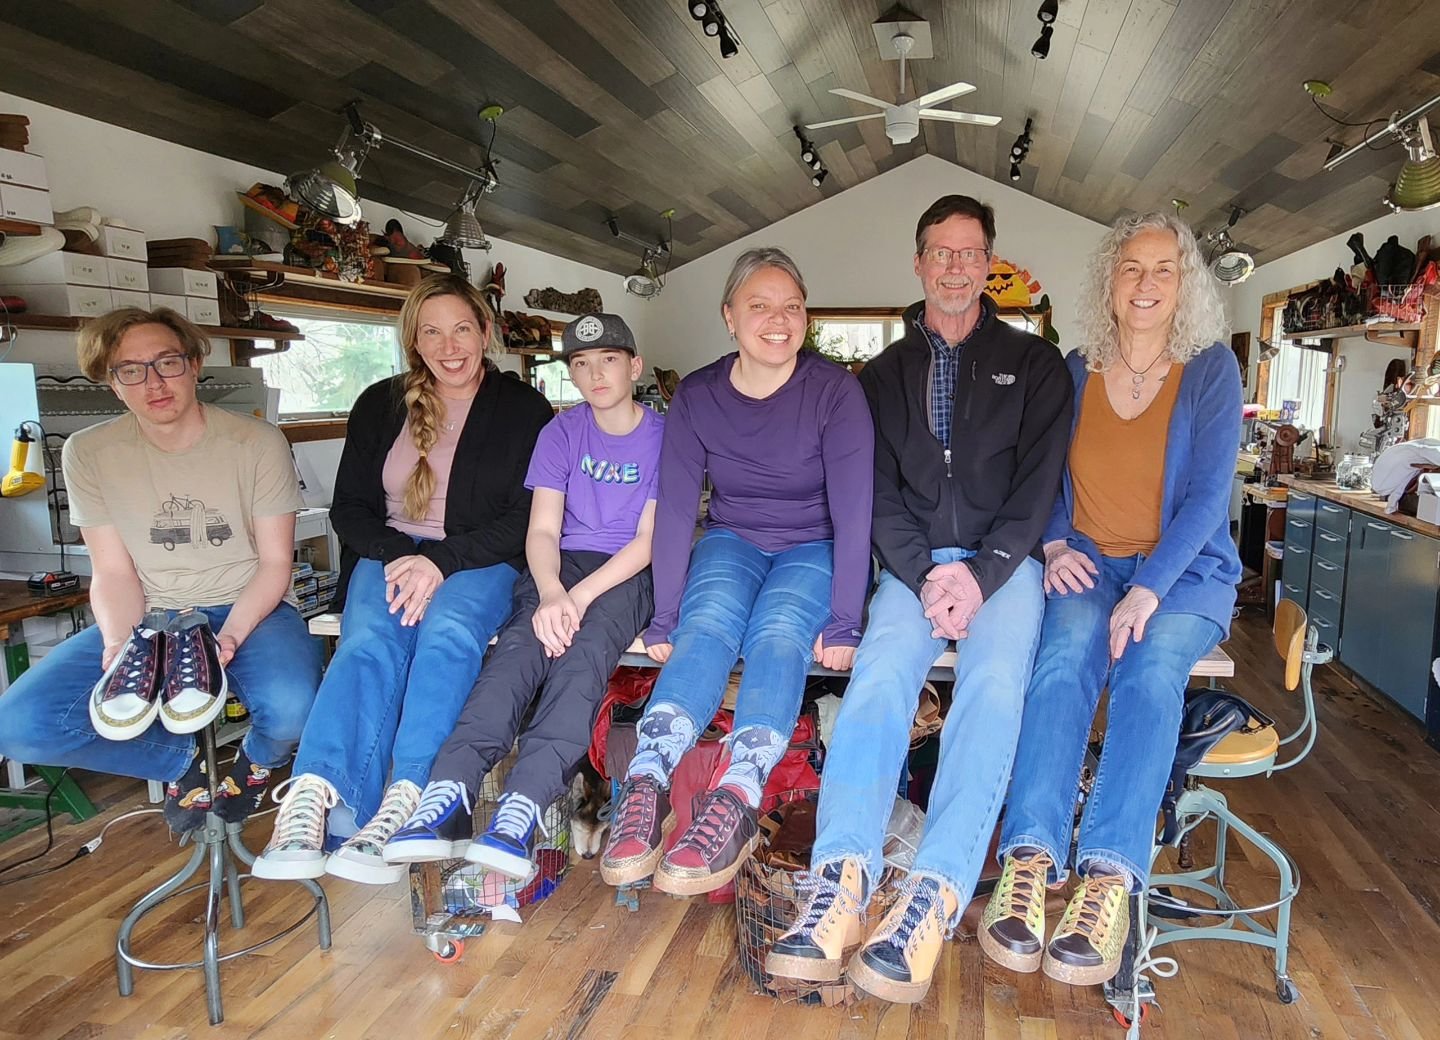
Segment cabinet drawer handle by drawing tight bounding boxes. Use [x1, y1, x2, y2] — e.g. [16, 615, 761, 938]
[1289, 519, 1311, 528]
[1320, 504, 1343, 513]
[1366, 521, 1390, 532]
[1315, 559, 1338, 571]
[1389, 529, 1414, 540]
[1313, 587, 1335, 601]
[1283, 583, 1302, 593]
[1319, 532, 1342, 543]
[1286, 544, 1308, 555]
[1315, 617, 1333, 629]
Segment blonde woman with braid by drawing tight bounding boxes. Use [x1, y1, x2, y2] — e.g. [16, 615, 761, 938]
[255, 275, 553, 884]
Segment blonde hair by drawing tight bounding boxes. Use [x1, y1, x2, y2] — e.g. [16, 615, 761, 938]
[77, 306, 210, 382]
[1076, 212, 1230, 371]
[395, 274, 497, 520]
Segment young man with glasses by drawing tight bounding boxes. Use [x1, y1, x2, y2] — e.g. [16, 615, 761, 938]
[0, 307, 320, 832]
[766, 195, 1074, 1002]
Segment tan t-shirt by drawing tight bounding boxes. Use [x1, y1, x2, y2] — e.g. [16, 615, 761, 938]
[62, 406, 304, 610]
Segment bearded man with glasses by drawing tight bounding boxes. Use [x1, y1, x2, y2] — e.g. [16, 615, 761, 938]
[765, 195, 1074, 1003]
[0, 306, 320, 834]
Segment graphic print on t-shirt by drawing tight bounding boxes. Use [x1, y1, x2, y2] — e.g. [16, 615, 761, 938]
[148, 493, 234, 551]
[579, 453, 641, 485]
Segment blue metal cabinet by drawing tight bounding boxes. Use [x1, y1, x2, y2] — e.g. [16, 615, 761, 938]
[1281, 491, 1317, 608]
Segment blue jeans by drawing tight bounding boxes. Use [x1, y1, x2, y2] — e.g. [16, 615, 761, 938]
[293, 556, 516, 834]
[999, 553, 1223, 890]
[648, 529, 833, 737]
[0, 603, 320, 782]
[812, 551, 1044, 913]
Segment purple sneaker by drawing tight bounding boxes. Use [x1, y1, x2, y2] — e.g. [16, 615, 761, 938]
[89, 611, 169, 741]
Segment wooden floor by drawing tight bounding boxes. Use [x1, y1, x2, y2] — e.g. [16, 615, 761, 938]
[2, 606, 1438, 1040]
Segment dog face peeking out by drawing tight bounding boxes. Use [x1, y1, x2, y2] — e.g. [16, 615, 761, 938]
[571, 757, 611, 860]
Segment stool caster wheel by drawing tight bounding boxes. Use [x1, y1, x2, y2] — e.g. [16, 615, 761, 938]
[433, 939, 464, 963]
[1112, 1003, 1152, 1028]
[1276, 977, 1299, 1005]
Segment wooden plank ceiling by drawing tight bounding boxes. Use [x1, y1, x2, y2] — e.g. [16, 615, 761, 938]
[0, 0, 1437, 274]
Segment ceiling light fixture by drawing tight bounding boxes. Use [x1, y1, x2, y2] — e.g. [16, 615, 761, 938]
[1009, 117, 1034, 181]
[608, 209, 675, 300]
[1031, 24, 1053, 59]
[794, 126, 829, 188]
[688, 0, 708, 16]
[1037, 0, 1059, 23]
[1313, 85, 1440, 212]
[812, 169, 829, 187]
[692, 1, 741, 59]
[1204, 206, 1256, 286]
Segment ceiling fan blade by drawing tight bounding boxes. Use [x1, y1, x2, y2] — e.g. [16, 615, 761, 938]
[918, 109, 1003, 126]
[910, 82, 976, 109]
[806, 114, 885, 130]
[830, 87, 892, 110]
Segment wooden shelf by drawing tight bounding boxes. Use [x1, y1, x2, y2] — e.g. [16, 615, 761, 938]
[1282, 321, 1421, 340]
[212, 258, 413, 298]
[10, 313, 304, 342]
[0, 218, 44, 237]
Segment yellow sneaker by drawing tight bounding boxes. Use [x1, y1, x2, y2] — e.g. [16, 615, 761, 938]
[766, 858, 865, 982]
[1042, 873, 1130, 986]
[979, 850, 1053, 973]
[846, 875, 958, 1004]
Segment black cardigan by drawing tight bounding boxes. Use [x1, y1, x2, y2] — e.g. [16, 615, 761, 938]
[328, 364, 553, 609]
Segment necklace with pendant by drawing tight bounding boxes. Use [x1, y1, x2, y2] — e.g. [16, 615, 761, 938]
[1117, 350, 1166, 399]
[442, 420, 458, 433]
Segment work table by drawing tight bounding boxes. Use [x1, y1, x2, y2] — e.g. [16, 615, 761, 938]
[1278, 475, 1440, 539]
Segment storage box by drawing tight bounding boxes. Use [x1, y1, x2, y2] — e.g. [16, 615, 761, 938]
[0, 282, 112, 317]
[185, 296, 220, 325]
[1418, 474, 1440, 526]
[0, 250, 108, 288]
[150, 291, 188, 313]
[111, 289, 150, 310]
[147, 266, 216, 297]
[0, 149, 48, 190]
[98, 224, 146, 260]
[0, 182, 53, 224]
[106, 257, 150, 292]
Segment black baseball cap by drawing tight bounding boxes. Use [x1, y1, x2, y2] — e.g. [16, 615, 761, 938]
[558, 312, 637, 359]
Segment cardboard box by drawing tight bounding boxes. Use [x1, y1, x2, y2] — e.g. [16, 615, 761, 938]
[0, 282, 112, 317]
[147, 266, 216, 297]
[149, 292, 188, 313]
[111, 289, 150, 309]
[0, 251, 108, 288]
[106, 257, 150, 292]
[98, 224, 146, 260]
[0, 148, 48, 190]
[185, 296, 220, 325]
[0, 182, 53, 224]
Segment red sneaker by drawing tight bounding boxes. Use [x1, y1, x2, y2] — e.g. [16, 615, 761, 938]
[599, 775, 673, 886]
[653, 785, 759, 897]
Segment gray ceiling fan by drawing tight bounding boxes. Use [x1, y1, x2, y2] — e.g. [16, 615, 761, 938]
[804, 31, 1001, 146]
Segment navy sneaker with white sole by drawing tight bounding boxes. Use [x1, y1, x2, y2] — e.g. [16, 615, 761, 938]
[89, 610, 169, 741]
[384, 780, 474, 863]
[159, 611, 227, 735]
[466, 791, 545, 881]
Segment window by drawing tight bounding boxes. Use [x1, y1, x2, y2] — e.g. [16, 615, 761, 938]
[253, 313, 402, 418]
[1263, 337, 1328, 432]
[811, 316, 907, 363]
[527, 354, 586, 407]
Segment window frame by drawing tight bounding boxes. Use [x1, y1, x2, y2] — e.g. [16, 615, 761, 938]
[253, 305, 404, 429]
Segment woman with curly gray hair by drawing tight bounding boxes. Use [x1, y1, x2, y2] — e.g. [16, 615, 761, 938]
[978, 212, 1242, 988]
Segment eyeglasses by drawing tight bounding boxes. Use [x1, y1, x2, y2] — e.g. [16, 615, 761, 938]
[110, 353, 190, 385]
[921, 246, 990, 268]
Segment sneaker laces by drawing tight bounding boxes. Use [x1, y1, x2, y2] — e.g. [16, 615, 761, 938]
[610, 777, 660, 846]
[882, 876, 944, 951]
[998, 852, 1052, 927]
[1062, 873, 1127, 947]
[792, 865, 846, 932]
[672, 786, 747, 858]
[408, 780, 471, 830]
[347, 781, 420, 849]
[267, 774, 337, 850]
[170, 626, 208, 690]
[107, 629, 157, 697]
[492, 792, 548, 842]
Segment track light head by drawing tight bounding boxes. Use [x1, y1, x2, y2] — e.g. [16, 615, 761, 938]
[1010, 142, 1026, 160]
[1010, 162, 1022, 182]
[812, 168, 828, 187]
[1032, 25, 1053, 59]
[1037, 0, 1058, 24]
[801, 145, 816, 163]
[689, 0, 708, 17]
[719, 26, 739, 58]
[702, 13, 719, 35]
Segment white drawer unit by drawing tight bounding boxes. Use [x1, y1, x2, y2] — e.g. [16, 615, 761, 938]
[99, 224, 146, 260]
[111, 289, 151, 310]
[0, 282, 113, 317]
[0, 250, 109, 287]
[0, 149, 49, 190]
[106, 257, 150, 292]
[0, 182, 53, 224]
[150, 291, 188, 313]
[185, 296, 220, 325]
[147, 266, 217, 297]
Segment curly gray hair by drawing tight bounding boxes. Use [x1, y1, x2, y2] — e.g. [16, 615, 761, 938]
[1075, 212, 1230, 371]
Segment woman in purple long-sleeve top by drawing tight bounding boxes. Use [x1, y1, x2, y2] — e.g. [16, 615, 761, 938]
[600, 247, 874, 896]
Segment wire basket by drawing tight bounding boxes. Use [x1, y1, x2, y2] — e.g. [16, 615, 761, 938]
[408, 750, 575, 933]
[1367, 282, 1427, 324]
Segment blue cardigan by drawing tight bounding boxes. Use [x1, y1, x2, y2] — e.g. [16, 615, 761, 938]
[1044, 342, 1243, 636]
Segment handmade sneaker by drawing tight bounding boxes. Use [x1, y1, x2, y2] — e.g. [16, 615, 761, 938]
[847, 875, 959, 1004]
[326, 780, 423, 885]
[653, 784, 759, 897]
[213, 746, 272, 825]
[1042, 873, 1130, 986]
[467, 791, 548, 880]
[384, 780, 474, 863]
[766, 858, 866, 982]
[158, 611, 227, 734]
[599, 774, 674, 886]
[979, 850, 1055, 973]
[163, 748, 210, 834]
[89, 610, 169, 740]
[252, 773, 339, 880]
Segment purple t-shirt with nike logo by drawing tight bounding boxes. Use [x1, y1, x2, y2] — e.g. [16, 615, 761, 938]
[525, 402, 664, 554]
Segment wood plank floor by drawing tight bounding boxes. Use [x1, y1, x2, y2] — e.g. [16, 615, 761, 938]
[2, 605, 1437, 1040]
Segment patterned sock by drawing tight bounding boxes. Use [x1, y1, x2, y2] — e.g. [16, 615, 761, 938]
[716, 725, 787, 808]
[626, 704, 697, 788]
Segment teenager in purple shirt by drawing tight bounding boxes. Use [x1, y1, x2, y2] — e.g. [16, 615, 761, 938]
[600, 247, 874, 896]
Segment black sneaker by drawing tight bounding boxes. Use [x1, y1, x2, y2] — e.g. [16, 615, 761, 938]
[164, 748, 210, 834]
[88, 611, 169, 741]
[159, 611, 227, 734]
[214, 746, 272, 825]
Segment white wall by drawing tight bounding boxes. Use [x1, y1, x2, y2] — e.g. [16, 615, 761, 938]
[1228, 206, 1439, 448]
[640, 153, 1109, 374]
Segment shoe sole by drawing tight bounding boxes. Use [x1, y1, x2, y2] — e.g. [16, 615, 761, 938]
[252, 855, 327, 881]
[325, 853, 406, 886]
[765, 943, 860, 983]
[1041, 949, 1122, 987]
[465, 843, 537, 881]
[89, 694, 161, 742]
[978, 925, 1043, 973]
[160, 672, 229, 735]
[383, 838, 467, 864]
[652, 831, 760, 897]
[845, 951, 932, 1004]
[599, 812, 676, 887]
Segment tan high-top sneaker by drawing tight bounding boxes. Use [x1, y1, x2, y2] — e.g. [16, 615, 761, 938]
[766, 858, 866, 982]
[846, 874, 959, 1003]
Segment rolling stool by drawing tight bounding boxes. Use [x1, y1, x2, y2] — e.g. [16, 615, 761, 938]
[115, 718, 331, 1025]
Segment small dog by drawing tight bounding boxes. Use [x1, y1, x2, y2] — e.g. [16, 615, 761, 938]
[570, 757, 611, 860]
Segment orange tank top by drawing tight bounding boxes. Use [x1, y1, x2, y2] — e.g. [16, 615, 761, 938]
[1069, 366, 1183, 557]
